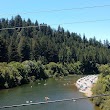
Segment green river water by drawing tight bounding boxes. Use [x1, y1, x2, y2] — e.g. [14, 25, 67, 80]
[0, 76, 101, 110]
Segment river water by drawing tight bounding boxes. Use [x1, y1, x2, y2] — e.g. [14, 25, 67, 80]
[0, 76, 100, 110]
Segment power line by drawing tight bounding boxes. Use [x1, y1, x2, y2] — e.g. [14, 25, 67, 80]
[0, 18, 110, 31]
[53, 18, 110, 25]
[0, 4, 110, 16]
[0, 24, 47, 31]
[0, 94, 109, 109]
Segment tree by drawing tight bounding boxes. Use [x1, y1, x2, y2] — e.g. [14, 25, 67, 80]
[81, 60, 99, 74]
[35, 20, 39, 31]
[83, 34, 87, 44]
[31, 38, 40, 61]
[46, 26, 52, 36]
[8, 38, 19, 61]
[14, 15, 22, 27]
[40, 23, 47, 35]
[0, 36, 8, 62]
[18, 37, 30, 61]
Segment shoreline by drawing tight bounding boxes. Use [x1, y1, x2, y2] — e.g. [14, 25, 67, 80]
[75, 75, 98, 97]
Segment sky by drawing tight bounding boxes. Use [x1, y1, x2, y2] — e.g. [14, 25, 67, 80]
[0, 0, 110, 42]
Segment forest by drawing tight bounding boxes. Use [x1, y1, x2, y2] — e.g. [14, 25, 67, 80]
[0, 15, 110, 109]
[0, 15, 110, 64]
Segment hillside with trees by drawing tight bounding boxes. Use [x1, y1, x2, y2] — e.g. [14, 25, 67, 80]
[0, 15, 110, 92]
[0, 15, 110, 64]
[1, 15, 110, 109]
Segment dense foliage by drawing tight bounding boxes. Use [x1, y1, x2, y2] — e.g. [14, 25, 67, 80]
[0, 15, 110, 64]
[0, 59, 99, 89]
[92, 64, 110, 110]
[0, 60, 85, 89]
[0, 61, 47, 89]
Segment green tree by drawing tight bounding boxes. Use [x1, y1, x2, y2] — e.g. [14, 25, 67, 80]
[0, 36, 8, 62]
[14, 15, 22, 27]
[18, 37, 30, 61]
[8, 38, 19, 61]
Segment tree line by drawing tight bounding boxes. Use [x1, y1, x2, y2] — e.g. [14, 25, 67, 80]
[0, 60, 93, 89]
[0, 15, 110, 64]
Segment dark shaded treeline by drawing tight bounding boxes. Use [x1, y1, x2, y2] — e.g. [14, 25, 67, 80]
[0, 15, 110, 64]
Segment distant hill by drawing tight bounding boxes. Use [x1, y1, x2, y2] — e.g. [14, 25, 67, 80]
[0, 15, 110, 64]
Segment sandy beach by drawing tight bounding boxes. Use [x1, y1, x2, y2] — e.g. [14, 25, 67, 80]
[76, 75, 98, 97]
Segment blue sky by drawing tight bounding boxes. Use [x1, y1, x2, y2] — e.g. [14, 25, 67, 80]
[0, 0, 110, 42]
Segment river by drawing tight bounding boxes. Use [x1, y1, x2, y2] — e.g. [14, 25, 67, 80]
[0, 76, 100, 110]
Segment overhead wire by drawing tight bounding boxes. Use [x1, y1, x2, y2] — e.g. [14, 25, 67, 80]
[0, 94, 110, 109]
[0, 4, 109, 31]
[0, 18, 110, 31]
[0, 4, 110, 16]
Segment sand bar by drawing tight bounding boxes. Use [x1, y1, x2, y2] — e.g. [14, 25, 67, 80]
[76, 75, 98, 97]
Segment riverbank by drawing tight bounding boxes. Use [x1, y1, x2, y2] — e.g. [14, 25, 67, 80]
[76, 75, 98, 97]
